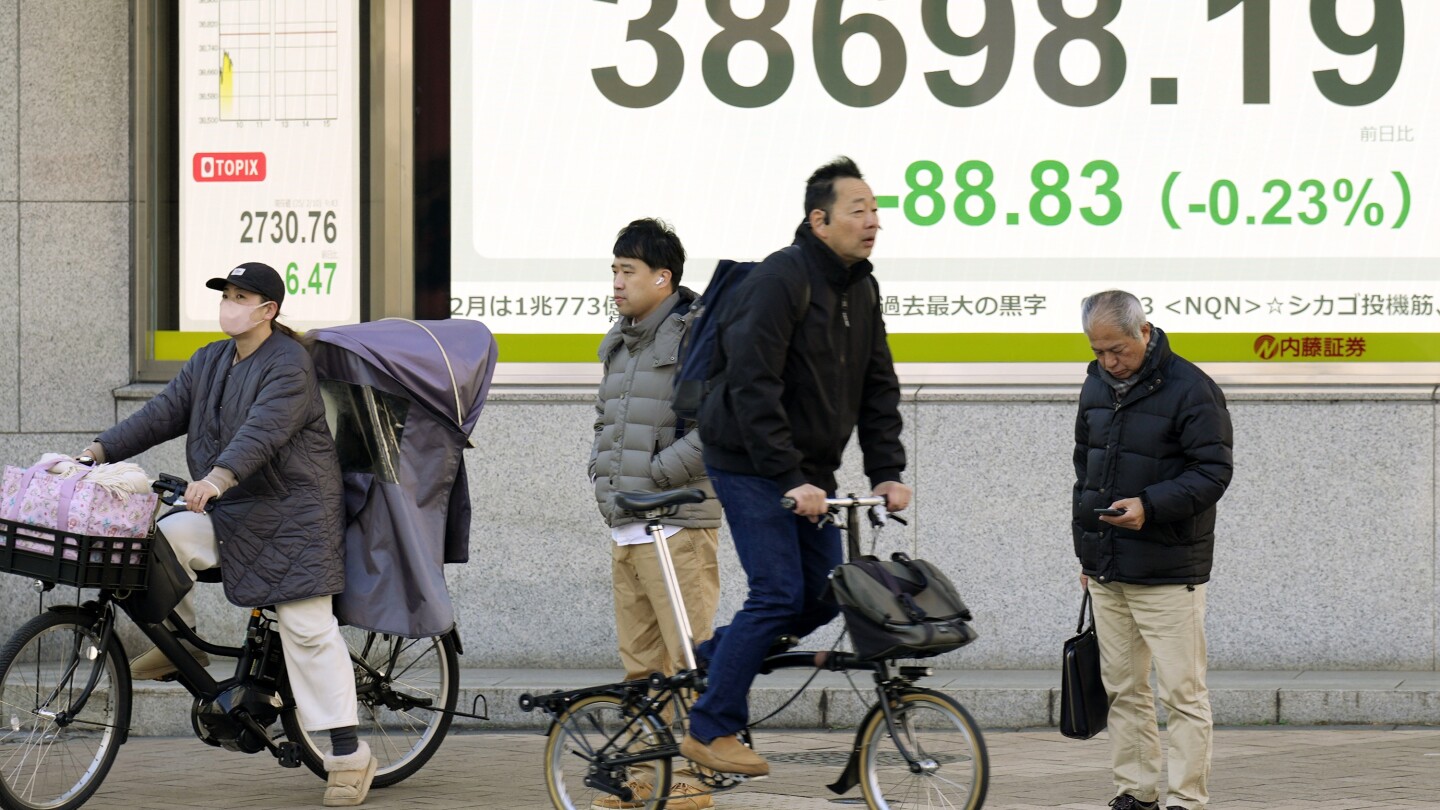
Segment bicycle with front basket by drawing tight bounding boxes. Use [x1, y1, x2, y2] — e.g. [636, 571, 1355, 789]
[521, 489, 989, 810]
[0, 473, 477, 810]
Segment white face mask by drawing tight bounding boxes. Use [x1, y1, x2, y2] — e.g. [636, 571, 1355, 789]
[219, 299, 268, 337]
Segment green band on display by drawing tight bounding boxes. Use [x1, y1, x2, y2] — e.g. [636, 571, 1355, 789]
[153, 331, 1440, 364]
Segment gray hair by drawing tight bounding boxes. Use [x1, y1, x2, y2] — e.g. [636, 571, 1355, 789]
[1081, 290, 1147, 338]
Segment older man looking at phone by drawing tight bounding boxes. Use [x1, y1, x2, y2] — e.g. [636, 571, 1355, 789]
[1072, 290, 1234, 810]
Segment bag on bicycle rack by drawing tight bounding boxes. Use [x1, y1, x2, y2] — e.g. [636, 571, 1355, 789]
[116, 515, 194, 624]
[828, 552, 978, 661]
[0, 457, 159, 547]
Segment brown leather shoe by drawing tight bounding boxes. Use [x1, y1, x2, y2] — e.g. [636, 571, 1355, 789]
[679, 734, 768, 777]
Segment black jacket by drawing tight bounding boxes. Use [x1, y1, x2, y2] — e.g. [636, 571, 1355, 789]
[1072, 327, 1234, 585]
[98, 332, 345, 607]
[700, 222, 905, 493]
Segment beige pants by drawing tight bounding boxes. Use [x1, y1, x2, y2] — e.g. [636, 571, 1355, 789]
[613, 527, 719, 782]
[158, 511, 359, 732]
[1088, 580, 1211, 810]
[611, 527, 720, 681]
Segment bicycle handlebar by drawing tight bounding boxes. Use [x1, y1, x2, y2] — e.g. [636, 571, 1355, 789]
[152, 473, 215, 511]
[780, 495, 888, 511]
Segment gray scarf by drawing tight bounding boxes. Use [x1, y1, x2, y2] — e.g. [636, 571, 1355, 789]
[1098, 330, 1156, 399]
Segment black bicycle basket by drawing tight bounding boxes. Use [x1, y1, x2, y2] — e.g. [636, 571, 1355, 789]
[0, 517, 152, 590]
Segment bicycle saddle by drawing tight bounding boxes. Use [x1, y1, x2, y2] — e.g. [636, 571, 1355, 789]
[613, 488, 707, 512]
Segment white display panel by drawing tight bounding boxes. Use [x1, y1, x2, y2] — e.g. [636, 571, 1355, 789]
[452, 1, 1439, 364]
[179, 0, 360, 333]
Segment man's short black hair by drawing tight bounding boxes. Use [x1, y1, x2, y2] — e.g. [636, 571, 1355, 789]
[612, 218, 685, 287]
[804, 156, 865, 224]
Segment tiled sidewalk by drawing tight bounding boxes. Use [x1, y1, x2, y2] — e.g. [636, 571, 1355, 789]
[126, 668, 1440, 734]
[85, 726, 1440, 809]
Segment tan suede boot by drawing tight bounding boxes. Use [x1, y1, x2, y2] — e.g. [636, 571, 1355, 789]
[322, 741, 377, 807]
[129, 642, 210, 681]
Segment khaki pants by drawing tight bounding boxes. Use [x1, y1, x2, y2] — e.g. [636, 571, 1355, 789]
[613, 528, 719, 784]
[611, 527, 720, 681]
[1088, 580, 1211, 810]
[158, 511, 359, 732]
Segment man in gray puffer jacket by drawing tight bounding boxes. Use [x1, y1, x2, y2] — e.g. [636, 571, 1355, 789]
[589, 219, 721, 809]
[587, 217, 720, 801]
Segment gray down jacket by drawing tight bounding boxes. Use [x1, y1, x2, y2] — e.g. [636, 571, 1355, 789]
[97, 332, 344, 607]
[590, 288, 720, 529]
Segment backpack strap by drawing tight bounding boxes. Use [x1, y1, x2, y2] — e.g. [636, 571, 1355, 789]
[789, 244, 812, 322]
[711, 243, 810, 376]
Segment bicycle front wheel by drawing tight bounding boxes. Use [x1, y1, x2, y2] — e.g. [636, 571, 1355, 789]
[544, 694, 672, 810]
[0, 609, 130, 810]
[858, 688, 988, 810]
[285, 628, 458, 788]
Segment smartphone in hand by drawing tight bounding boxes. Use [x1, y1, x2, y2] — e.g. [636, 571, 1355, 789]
[1095, 507, 1127, 517]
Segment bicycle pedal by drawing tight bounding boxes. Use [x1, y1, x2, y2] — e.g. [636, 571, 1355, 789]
[277, 741, 302, 768]
[695, 770, 759, 790]
[729, 773, 767, 783]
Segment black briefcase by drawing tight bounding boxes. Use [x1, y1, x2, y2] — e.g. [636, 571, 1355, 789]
[1060, 589, 1109, 740]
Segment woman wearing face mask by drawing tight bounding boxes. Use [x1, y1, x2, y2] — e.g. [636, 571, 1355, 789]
[78, 262, 375, 807]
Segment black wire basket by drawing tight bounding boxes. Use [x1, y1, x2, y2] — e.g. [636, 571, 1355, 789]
[0, 517, 151, 590]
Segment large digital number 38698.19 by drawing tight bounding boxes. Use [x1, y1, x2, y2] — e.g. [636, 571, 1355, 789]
[593, 0, 1405, 109]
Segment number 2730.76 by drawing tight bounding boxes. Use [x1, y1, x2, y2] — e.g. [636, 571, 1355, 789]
[239, 210, 338, 244]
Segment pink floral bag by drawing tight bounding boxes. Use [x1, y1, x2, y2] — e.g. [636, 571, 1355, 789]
[0, 459, 159, 559]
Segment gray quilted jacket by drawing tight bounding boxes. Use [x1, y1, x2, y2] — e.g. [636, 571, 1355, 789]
[97, 332, 344, 607]
[590, 288, 720, 529]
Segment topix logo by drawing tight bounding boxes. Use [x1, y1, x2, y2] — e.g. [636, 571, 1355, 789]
[1253, 334, 1279, 360]
[192, 152, 266, 182]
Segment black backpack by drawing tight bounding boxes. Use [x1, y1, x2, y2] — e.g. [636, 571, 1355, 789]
[672, 247, 806, 422]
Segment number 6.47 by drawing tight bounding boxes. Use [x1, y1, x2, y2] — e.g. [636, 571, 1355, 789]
[285, 261, 338, 295]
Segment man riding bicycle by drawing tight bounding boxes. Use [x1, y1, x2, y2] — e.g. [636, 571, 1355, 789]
[681, 157, 912, 777]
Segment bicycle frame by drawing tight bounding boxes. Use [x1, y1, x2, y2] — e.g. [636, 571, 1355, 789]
[524, 493, 944, 803]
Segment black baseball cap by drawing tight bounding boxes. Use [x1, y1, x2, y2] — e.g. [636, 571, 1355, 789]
[206, 262, 285, 308]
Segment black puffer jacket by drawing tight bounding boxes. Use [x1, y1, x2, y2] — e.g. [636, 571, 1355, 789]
[98, 332, 344, 607]
[1072, 328, 1234, 585]
[700, 221, 905, 493]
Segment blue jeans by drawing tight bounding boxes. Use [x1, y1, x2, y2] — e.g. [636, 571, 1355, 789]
[688, 467, 841, 743]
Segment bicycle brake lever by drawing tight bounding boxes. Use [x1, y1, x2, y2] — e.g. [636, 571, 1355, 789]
[888, 513, 909, 526]
[867, 505, 887, 528]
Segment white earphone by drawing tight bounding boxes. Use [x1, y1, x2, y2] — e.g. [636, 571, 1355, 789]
[655, 279, 664, 285]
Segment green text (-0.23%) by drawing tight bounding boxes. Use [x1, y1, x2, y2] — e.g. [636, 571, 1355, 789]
[1161, 171, 1413, 229]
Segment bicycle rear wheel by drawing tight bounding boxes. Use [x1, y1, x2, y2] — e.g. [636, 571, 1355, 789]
[544, 694, 672, 810]
[0, 610, 130, 810]
[857, 688, 988, 810]
[284, 627, 458, 788]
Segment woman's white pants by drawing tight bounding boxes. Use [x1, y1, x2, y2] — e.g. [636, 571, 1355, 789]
[157, 510, 358, 731]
